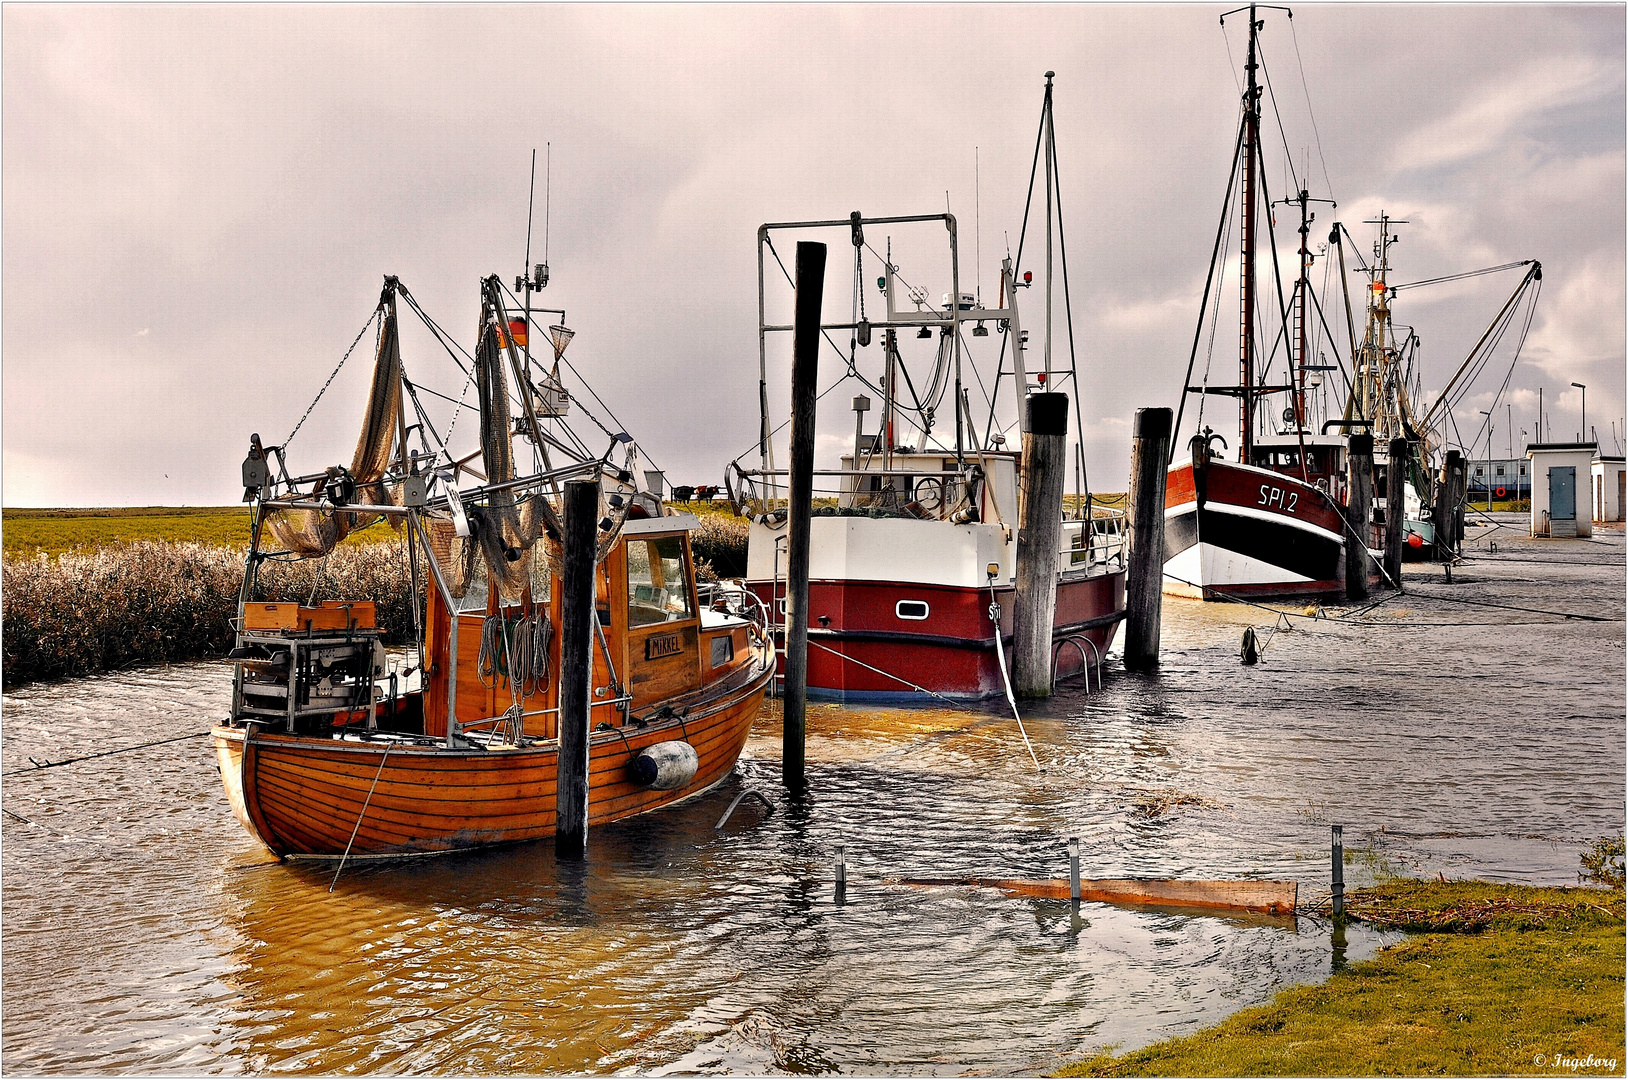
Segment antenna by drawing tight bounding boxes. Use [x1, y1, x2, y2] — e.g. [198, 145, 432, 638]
[523, 149, 537, 283]
[975, 146, 982, 306]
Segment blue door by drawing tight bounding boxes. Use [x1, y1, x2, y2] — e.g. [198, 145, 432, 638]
[1550, 466, 1576, 520]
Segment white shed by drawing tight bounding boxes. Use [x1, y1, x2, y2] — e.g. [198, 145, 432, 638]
[1592, 455, 1626, 523]
[1527, 442, 1598, 538]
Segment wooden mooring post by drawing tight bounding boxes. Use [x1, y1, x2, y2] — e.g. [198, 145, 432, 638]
[1331, 823, 1345, 921]
[1014, 393, 1068, 697]
[1384, 437, 1408, 589]
[556, 477, 600, 860]
[1345, 434, 1374, 601]
[1433, 450, 1461, 562]
[1124, 407, 1172, 671]
[783, 240, 826, 793]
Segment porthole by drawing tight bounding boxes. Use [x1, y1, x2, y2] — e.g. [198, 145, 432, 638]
[895, 600, 930, 621]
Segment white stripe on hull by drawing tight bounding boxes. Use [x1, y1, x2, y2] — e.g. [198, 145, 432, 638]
[1163, 541, 1315, 595]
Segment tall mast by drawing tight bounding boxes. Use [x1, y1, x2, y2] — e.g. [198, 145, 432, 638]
[1239, 3, 1262, 463]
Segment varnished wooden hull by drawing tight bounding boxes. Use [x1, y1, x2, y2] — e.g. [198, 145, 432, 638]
[213, 658, 772, 859]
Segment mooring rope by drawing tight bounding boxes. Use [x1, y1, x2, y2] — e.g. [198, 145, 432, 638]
[330, 741, 393, 892]
[2, 731, 211, 777]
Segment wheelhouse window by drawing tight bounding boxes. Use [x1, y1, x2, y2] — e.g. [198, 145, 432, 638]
[627, 535, 694, 627]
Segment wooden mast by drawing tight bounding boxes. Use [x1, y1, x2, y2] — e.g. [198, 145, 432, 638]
[1239, 2, 1261, 464]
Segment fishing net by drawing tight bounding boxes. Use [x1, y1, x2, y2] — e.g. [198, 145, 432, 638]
[265, 308, 403, 557]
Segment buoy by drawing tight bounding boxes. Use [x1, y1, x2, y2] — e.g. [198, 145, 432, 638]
[1240, 626, 1260, 665]
[627, 741, 699, 790]
[1407, 533, 1423, 548]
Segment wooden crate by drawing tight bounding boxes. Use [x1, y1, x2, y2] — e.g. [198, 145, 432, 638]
[242, 601, 376, 632]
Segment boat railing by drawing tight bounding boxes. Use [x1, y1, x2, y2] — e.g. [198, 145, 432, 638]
[1062, 507, 1128, 571]
[696, 579, 774, 647]
[728, 464, 981, 523]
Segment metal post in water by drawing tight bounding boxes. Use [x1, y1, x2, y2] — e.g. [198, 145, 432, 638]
[1384, 437, 1408, 589]
[1014, 393, 1068, 696]
[1124, 408, 1172, 671]
[1068, 836, 1081, 903]
[556, 477, 599, 860]
[835, 844, 847, 898]
[1331, 823, 1345, 921]
[1345, 434, 1374, 600]
[783, 241, 826, 793]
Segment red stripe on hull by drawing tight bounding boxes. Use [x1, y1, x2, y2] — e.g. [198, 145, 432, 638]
[748, 572, 1124, 700]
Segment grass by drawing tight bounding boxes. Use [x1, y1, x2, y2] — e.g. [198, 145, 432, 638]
[1054, 879, 1625, 1077]
[3, 506, 401, 558]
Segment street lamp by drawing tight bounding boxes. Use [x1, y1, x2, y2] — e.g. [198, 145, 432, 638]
[1571, 382, 1586, 443]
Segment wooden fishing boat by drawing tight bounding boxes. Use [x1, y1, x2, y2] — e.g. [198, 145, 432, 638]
[731, 76, 1128, 701]
[213, 273, 773, 859]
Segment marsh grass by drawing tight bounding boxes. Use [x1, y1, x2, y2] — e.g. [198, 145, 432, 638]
[1055, 880, 1626, 1077]
[2, 539, 415, 688]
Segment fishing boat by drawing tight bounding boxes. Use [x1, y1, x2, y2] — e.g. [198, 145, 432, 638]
[1165, 7, 1542, 598]
[1162, 5, 1353, 601]
[728, 75, 1128, 702]
[213, 273, 774, 859]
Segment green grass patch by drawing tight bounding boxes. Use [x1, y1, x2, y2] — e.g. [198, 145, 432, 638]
[3, 507, 398, 559]
[1056, 880, 1625, 1077]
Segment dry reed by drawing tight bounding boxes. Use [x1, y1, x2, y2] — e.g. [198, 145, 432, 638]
[2, 540, 415, 689]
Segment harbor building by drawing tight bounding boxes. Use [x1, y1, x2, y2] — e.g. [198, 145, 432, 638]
[1526, 442, 1598, 538]
[1467, 457, 1530, 503]
[1592, 455, 1626, 523]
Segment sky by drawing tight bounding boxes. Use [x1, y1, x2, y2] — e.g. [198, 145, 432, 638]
[3, 4, 1623, 508]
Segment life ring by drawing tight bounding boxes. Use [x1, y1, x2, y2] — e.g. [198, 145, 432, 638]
[1494, 486, 1507, 499]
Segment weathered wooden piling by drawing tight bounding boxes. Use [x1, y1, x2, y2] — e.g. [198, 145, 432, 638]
[1345, 434, 1374, 601]
[1450, 453, 1468, 555]
[556, 477, 599, 860]
[1014, 393, 1069, 697]
[782, 240, 826, 793]
[1433, 450, 1461, 561]
[1384, 437, 1408, 589]
[1124, 407, 1172, 671]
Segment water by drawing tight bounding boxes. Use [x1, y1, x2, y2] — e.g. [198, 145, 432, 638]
[3, 515, 1622, 1074]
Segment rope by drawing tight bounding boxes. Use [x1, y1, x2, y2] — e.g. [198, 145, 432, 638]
[1402, 589, 1621, 623]
[2, 731, 210, 777]
[988, 584, 1043, 771]
[330, 741, 393, 891]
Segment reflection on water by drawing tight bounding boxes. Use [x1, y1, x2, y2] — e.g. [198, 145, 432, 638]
[3, 520, 1622, 1073]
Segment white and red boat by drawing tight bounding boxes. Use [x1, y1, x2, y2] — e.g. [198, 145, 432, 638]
[1164, 433, 1355, 600]
[1161, 6, 1359, 602]
[732, 76, 1127, 701]
[1162, 9, 1543, 599]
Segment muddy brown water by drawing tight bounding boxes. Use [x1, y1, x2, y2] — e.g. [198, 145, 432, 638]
[3, 515, 1622, 1074]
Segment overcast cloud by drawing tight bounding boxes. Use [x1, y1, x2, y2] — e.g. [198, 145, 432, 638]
[3, 4, 1623, 507]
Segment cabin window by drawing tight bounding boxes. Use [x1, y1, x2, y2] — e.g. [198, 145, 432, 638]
[627, 535, 694, 627]
[895, 600, 929, 621]
[710, 635, 733, 667]
[1496, 465, 1506, 476]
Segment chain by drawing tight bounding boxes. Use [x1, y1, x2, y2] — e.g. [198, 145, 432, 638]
[285, 308, 381, 447]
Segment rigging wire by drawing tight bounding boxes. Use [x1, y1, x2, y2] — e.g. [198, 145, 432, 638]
[1287, 15, 1336, 203]
[1391, 261, 1533, 292]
